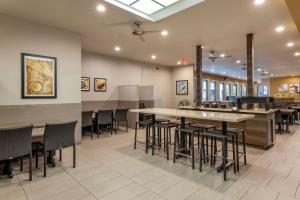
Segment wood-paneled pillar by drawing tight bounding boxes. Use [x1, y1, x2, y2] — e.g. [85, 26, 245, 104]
[247, 33, 254, 97]
[195, 45, 202, 106]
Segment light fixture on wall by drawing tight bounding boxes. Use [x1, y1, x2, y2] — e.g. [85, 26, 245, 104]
[177, 61, 182, 65]
[151, 54, 157, 59]
[236, 60, 241, 64]
[160, 30, 168, 36]
[294, 52, 300, 57]
[220, 54, 225, 58]
[96, 4, 106, 12]
[257, 68, 262, 72]
[114, 46, 121, 52]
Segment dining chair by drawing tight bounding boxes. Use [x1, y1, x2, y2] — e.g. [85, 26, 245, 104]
[41, 121, 77, 177]
[114, 109, 128, 134]
[0, 125, 33, 180]
[96, 110, 113, 135]
[82, 111, 94, 139]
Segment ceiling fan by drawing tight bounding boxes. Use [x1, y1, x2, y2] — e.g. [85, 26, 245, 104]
[113, 20, 164, 42]
[208, 51, 232, 62]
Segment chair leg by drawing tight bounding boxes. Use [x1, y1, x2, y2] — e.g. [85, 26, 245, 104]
[173, 130, 177, 163]
[206, 136, 209, 162]
[166, 128, 169, 160]
[191, 133, 195, 169]
[59, 149, 62, 161]
[222, 139, 227, 181]
[146, 125, 149, 154]
[44, 151, 47, 177]
[134, 122, 138, 149]
[126, 121, 128, 132]
[236, 133, 240, 172]
[210, 137, 213, 166]
[199, 136, 204, 172]
[110, 123, 113, 135]
[152, 126, 155, 156]
[36, 143, 39, 168]
[213, 137, 217, 165]
[19, 156, 23, 171]
[232, 135, 236, 173]
[115, 121, 117, 134]
[29, 153, 32, 181]
[242, 131, 247, 165]
[73, 145, 76, 168]
[91, 125, 93, 139]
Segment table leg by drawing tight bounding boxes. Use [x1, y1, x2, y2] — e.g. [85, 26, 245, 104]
[180, 117, 186, 153]
[3, 160, 13, 178]
[216, 121, 228, 181]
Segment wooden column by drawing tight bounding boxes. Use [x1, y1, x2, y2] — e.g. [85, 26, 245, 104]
[195, 45, 202, 106]
[247, 33, 254, 97]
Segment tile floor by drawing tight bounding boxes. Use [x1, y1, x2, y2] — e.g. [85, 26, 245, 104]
[1, 125, 300, 200]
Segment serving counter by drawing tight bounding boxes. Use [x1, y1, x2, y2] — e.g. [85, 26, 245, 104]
[178, 106, 276, 149]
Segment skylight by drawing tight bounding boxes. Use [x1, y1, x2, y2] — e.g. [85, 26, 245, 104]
[105, 0, 206, 22]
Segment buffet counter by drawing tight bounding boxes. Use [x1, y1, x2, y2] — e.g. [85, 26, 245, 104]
[178, 106, 276, 149]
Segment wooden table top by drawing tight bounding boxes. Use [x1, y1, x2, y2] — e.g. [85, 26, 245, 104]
[130, 108, 255, 123]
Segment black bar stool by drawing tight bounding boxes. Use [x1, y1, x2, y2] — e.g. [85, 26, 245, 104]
[199, 131, 236, 181]
[134, 120, 154, 153]
[151, 122, 178, 160]
[216, 127, 246, 172]
[173, 127, 202, 169]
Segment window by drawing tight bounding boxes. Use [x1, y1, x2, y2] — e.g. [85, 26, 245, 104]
[202, 79, 208, 102]
[263, 85, 269, 96]
[233, 84, 238, 96]
[210, 81, 216, 101]
[219, 82, 225, 101]
[226, 83, 231, 97]
[258, 84, 269, 97]
[243, 85, 247, 96]
[239, 84, 243, 97]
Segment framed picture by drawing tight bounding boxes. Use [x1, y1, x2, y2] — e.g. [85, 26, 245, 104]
[94, 78, 107, 92]
[176, 80, 188, 95]
[290, 83, 299, 94]
[21, 53, 57, 98]
[81, 77, 90, 91]
[278, 84, 288, 92]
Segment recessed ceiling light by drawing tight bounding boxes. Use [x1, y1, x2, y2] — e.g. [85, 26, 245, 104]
[161, 30, 168, 36]
[294, 52, 300, 57]
[287, 42, 294, 47]
[220, 54, 225, 58]
[151, 54, 156, 59]
[275, 26, 285, 33]
[201, 46, 204, 49]
[177, 61, 181, 65]
[264, 71, 268, 74]
[96, 4, 106, 12]
[210, 69, 215, 72]
[271, 73, 274, 76]
[236, 60, 241, 64]
[254, 0, 265, 5]
[114, 46, 121, 52]
[257, 68, 262, 72]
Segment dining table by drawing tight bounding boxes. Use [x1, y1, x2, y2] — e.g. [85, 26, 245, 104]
[130, 108, 255, 178]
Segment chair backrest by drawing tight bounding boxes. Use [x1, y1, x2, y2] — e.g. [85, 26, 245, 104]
[97, 110, 113, 124]
[139, 103, 146, 109]
[82, 111, 93, 127]
[115, 109, 128, 121]
[44, 121, 77, 151]
[0, 125, 33, 161]
[275, 110, 282, 123]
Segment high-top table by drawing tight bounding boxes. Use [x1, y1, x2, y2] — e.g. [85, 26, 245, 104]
[130, 108, 255, 178]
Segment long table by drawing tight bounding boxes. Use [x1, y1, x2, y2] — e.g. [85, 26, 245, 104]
[130, 108, 255, 180]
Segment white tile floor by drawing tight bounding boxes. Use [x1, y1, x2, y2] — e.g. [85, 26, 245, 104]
[1, 125, 300, 200]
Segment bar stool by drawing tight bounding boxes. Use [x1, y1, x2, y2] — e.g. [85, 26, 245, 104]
[134, 120, 154, 153]
[151, 122, 178, 160]
[173, 127, 202, 169]
[199, 131, 236, 181]
[190, 123, 216, 162]
[216, 127, 246, 172]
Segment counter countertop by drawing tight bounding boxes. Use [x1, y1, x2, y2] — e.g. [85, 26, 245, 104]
[178, 106, 277, 114]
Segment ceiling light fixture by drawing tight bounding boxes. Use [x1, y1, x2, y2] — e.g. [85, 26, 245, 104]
[114, 46, 121, 52]
[177, 61, 181, 65]
[161, 30, 168, 36]
[254, 0, 265, 5]
[294, 52, 300, 57]
[257, 68, 262, 72]
[220, 54, 225, 58]
[96, 4, 106, 12]
[287, 42, 294, 47]
[275, 25, 285, 33]
[236, 60, 241, 64]
[151, 54, 156, 59]
[264, 71, 268, 74]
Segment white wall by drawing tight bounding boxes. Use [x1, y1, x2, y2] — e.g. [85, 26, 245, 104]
[81, 52, 173, 108]
[171, 65, 194, 108]
[0, 14, 81, 105]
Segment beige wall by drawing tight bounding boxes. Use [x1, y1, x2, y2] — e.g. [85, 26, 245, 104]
[0, 14, 82, 105]
[81, 52, 173, 108]
[0, 14, 82, 142]
[264, 76, 300, 97]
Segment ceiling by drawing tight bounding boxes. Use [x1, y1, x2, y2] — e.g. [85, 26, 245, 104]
[0, 0, 299, 80]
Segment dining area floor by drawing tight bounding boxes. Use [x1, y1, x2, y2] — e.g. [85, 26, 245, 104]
[2, 125, 300, 200]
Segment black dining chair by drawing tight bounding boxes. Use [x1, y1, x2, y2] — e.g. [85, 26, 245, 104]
[96, 110, 114, 135]
[41, 121, 77, 177]
[0, 125, 33, 180]
[82, 111, 94, 139]
[114, 109, 128, 134]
